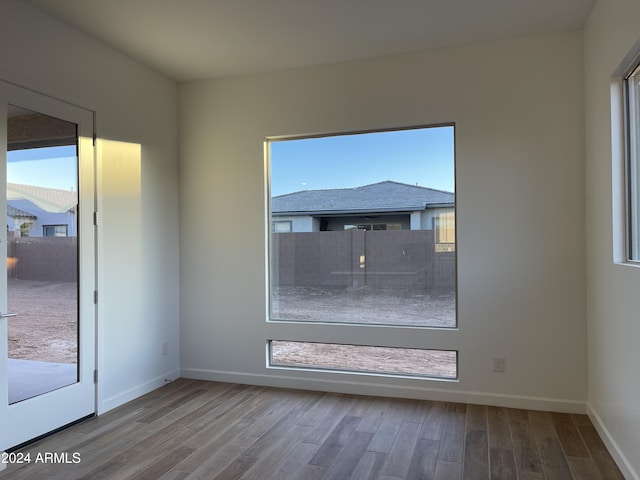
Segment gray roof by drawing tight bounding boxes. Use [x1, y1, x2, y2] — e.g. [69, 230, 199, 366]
[7, 183, 77, 213]
[272, 181, 454, 216]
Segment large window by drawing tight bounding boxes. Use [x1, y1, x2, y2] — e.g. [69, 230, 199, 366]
[267, 125, 456, 378]
[626, 63, 640, 261]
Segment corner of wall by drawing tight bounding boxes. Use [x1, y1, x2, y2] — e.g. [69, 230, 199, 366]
[587, 403, 640, 480]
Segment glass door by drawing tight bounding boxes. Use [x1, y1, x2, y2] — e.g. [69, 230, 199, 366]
[0, 81, 95, 450]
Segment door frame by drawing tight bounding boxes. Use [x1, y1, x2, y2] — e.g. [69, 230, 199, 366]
[0, 80, 97, 451]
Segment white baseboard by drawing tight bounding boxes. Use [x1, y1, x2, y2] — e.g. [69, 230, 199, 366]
[181, 367, 586, 414]
[97, 369, 180, 415]
[587, 402, 639, 480]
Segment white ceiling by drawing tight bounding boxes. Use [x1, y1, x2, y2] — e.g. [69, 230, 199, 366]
[28, 0, 596, 82]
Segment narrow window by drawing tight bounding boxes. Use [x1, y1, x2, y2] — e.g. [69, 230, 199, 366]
[270, 341, 458, 379]
[19, 222, 30, 237]
[626, 63, 640, 260]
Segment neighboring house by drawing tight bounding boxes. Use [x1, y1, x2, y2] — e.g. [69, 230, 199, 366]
[6, 182, 78, 237]
[272, 180, 455, 239]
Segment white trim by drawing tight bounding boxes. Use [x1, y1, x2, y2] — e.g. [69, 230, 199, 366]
[587, 402, 639, 480]
[0, 70, 98, 115]
[181, 368, 586, 414]
[97, 369, 180, 415]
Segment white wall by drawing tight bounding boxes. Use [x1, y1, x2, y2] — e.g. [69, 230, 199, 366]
[585, 0, 640, 477]
[179, 31, 587, 411]
[0, 1, 180, 413]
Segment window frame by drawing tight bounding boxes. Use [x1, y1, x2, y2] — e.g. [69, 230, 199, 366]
[265, 124, 458, 381]
[266, 124, 457, 327]
[43, 224, 68, 237]
[624, 61, 640, 262]
[271, 220, 292, 233]
[268, 340, 458, 380]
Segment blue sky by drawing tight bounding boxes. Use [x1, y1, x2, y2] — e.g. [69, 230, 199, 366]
[6, 126, 455, 196]
[269, 125, 455, 197]
[7, 145, 77, 191]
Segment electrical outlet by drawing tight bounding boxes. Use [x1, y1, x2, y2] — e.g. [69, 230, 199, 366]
[162, 342, 169, 356]
[493, 357, 505, 373]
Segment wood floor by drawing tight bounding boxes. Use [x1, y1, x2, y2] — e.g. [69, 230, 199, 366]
[1, 379, 624, 480]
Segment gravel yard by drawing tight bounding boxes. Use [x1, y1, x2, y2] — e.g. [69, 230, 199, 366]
[272, 286, 456, 327]
[7, 279, 77, 364]
[271, 286, 457, 378]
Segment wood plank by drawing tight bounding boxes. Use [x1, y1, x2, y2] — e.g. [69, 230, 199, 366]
[380, 421, 422, 477]
[156, 471, 190, 480]
[269, 442, 320, 480]
[487, 407, 511, 448]
[357, 398, 394, 434]
[529, 411, 575, 480]
[241, 391, 310, 439]
[421, 401, 447, 441]
[241, 410, 306, 459]
[551, 413, 589, 457]
[489, 447, 518, 480]
[487, 406, 517, 480]
[368, 399, 409, 453]
[462, 429, 489, 480]
[345, 395, 374, 417]
[406, 438, 439, 480]
[297, 393, 344, 428]
[172, 417, 256, 473]
[434, 460, 462, 480]
[438, 407, 465, 463]
[308, 415, 362, 467]
[129, 446, 195, 480]
[404, 399, 429, 424]
[211, 455, 256, 480]
[466, 404, 488, 431]
[571, 413, 593, 428]
[239, 424, 311, 480]
[318, 431, 374, 480]
[534, 434, 574, 480]
[516, 472, 545, 480]
[575, 422, 625, 480]
[295, 465, 327, 480]
[300, 395, 353, 445]
[238, 387, 293, 421]
[288, 389, 325, 413]
[508, 408, 544, 475]
[566, 456, 604, 480]
[349, 450, 387, 480]
[171, 400, 274, 475]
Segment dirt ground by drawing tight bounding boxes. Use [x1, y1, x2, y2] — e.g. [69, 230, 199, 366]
[272, 286, 456, 327]
[271, 341, 457, 378]
[7, 281, 457, 377]
[271, 286, 457, 377]
[7, 279, 77, 364]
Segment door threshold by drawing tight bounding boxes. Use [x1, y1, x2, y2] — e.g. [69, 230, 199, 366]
[6, 413, 95, 453]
